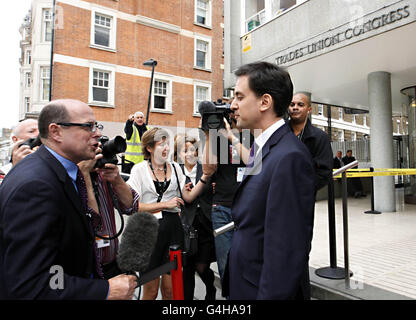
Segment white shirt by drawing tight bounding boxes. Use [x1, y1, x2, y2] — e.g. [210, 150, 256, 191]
[184, 164, 197, 186]
[127, 161, 186, 214]
[254, 118, 286, 158]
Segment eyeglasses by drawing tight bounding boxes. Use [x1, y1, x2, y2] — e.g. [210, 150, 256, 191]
[56, 122, 104, 133]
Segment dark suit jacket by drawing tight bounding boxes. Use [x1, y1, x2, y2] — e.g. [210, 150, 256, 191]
[0, 145, 109, 299]
[333, 157, 343, 169]
[180, 162, 213, 226]
[289, 119, 333, 191]
[228, 124, 315, 300]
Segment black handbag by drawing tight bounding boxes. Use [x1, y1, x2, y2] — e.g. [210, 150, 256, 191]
[172, 163, 198, 256]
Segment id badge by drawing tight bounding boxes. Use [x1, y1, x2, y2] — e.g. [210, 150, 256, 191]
[236, 167, 245, 182]
[96, 236, 110, 249]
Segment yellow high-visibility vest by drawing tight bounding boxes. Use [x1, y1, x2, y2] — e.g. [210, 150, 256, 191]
[125, 125, 145, 164]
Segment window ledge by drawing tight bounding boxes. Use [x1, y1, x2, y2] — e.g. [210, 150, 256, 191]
[193, 66, 212, 73]
[194, 22, 212, 30]
[151, 109, 173, 114]
[89, 44, 117, 53]
[193, 113, 201, 118]
[88, 102, 115, 108]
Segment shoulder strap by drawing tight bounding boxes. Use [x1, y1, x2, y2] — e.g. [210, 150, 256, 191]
[171, 162, 183, 199]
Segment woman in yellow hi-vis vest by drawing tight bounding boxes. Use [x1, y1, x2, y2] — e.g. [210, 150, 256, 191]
[123, 111, 148, 173]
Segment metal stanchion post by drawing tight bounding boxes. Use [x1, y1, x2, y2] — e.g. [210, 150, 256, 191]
[169, 245, 184, 300]
[315, 178, 346, 279]
[365, 167, 381, 214]
[341, 171, 353, 287]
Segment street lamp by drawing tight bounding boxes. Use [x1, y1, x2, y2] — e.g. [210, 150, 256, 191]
[143, 59, 158, 125]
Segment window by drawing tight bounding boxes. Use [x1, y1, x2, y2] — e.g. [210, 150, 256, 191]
[25, 50, 31, 65]
[42, 9, 52, 42]
[91, 9, 117, 50]
[397, 120, 401, 134]
[194, 36, 212, 70]
[40, 66, 50, 101]
[352, 115, 356, 124]
[25, 72, 31, 88]
[24, 97, 30, 112]
[92, 70, 110, 102]
[363, 116, 367, 126]
[194, 82, 211, 114]
[195, 0, 211, 27]
[94, 14, 111, 47]
[338, 129, 344, 142]
[338, 108, 343, 120]
[318, 104, 324, 116]
[352, 132, 357, 141]
[153, 80, 168, 110]
[89, 64, 115, 106]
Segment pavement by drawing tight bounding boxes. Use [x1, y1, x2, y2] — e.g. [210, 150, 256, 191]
[124, 187, 416, 300]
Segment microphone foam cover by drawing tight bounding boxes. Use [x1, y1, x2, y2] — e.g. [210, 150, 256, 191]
[117, 212, 159, 273]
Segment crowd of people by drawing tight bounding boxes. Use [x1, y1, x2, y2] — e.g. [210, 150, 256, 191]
[0, 61, 337, 300]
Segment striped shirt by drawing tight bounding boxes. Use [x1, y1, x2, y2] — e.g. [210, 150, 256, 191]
[87, 173, 140, 265]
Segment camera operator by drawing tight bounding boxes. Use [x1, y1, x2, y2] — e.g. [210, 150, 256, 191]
[123, 111, 148, 173]
[0, 119, 39, 176]
[78, 144, 140, 279]
[201, 107, 252, 286]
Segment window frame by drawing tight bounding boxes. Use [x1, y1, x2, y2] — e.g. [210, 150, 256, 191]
[90, 8, 117, 51]
[151, 77, 173, 113]
[194, 35, 212, 71]
[194, 0, 212, 28]
[88, 63, 115, 107]
[40, 66, 50, 102]
[193, 81, 212, 116]
[42, 8, 53, 43]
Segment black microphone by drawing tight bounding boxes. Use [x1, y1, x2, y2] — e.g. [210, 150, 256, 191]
[198, 100, 216, 115]
[117, 212, 159, 274]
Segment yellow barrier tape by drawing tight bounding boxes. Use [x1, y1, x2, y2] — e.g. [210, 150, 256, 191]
[334, 169, 416, 179]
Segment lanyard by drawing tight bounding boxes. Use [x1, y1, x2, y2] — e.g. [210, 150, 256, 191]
[149, 160, 167, 202]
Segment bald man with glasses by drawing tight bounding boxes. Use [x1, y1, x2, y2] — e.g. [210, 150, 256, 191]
[0, 99, 136, 300]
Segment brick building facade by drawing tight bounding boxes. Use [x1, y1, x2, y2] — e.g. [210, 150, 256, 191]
[21, 0, 225, 137]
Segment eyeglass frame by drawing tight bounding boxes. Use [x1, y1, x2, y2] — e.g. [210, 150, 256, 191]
[56, 122, 104, 132]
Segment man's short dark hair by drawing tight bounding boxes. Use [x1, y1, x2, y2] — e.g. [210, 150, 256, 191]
[38, 100, 71, 139]
[234, 61, 293, 117]
[346, 149, 352, 153]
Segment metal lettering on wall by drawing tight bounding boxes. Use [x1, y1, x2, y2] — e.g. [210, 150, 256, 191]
[275, 4, 411, 66]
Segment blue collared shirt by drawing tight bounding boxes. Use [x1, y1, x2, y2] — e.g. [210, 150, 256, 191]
[44, 145, 79, 192]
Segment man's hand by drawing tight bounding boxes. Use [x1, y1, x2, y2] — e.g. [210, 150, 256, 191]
[11, 139, 36, 166]
[128, 114, 135, 122]
[107, 274, 137, 300]
[78, 147, 103, 175]
[165, 196, 185, 210]
[99, 163, 123, 185]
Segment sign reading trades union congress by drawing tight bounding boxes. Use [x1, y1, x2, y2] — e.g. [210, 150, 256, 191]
[275, 3, 412, 66]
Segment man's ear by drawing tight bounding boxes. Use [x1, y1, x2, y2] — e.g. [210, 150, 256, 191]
[11, 136, 18, 143]
[259, 94, 273, 112]
[48, 123, 63, 142]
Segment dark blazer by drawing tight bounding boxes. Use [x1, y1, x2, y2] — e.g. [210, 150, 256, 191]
[180, 162, 213, 226]
[0, 145, 108, 299]
[333, 157, 343, 169]
[228, 123, 315, 300]
[290, 119, 333, 191]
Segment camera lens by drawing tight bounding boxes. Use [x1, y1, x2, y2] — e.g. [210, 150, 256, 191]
[207, 114, 222, 129]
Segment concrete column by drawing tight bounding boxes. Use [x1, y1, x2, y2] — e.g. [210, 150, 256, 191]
[368, 71, 395, 212]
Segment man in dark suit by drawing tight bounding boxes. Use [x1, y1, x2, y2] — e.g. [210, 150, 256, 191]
[288, 93, 333, 192]
[213, 62, 315, 299]
[0, 99, 136, 299]
[333, 151, 343, 169]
